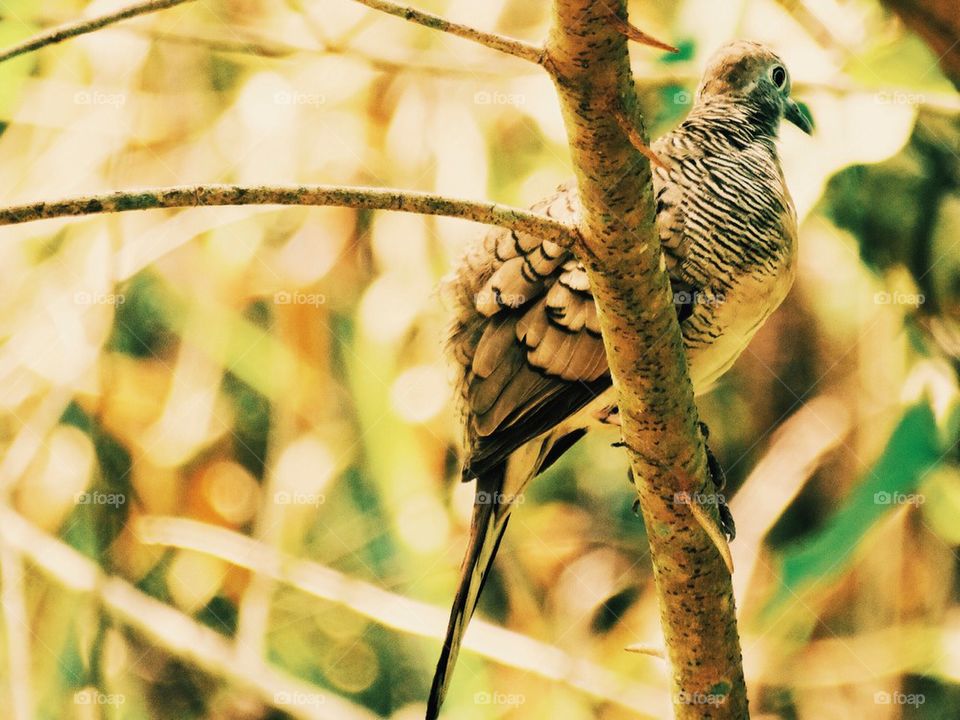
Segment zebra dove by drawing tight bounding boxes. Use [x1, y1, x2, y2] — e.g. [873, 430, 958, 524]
[429, 40, 812, 718]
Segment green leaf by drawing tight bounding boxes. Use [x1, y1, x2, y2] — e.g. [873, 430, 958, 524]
[765, 401, 942, 615]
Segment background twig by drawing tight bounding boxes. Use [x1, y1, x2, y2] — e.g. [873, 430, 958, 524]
[0, 507, 375, 720]
[134, 515, 671, 717]
[0, 0, 197, 64]
[349, 0, 543, 63]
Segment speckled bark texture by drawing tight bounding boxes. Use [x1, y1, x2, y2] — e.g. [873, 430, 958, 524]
[0, 184, 576, 247]
[545, 2, 748, 717]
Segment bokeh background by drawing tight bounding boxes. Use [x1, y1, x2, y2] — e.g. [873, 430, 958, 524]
[0, 0, 958, 718]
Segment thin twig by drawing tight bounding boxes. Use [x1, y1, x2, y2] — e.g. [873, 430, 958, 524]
[0, 507, 375, 720]
[0, 184, 578, 247]
[140, 28, 531, 78]
[769, 0, 848, 55]
[349, 0, 544, 64]
[0, 0, 197, 64]
[688, 501, 734, 574]
[624, 643, 667, 659]
[134, 515, 670, 718]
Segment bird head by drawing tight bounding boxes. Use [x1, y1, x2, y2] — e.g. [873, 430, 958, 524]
[696, 40, 813, 135]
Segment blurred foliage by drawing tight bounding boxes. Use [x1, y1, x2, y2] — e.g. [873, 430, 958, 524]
[0, 1, 956, 719]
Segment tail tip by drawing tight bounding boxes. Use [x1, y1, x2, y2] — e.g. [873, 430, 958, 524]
[425, 691, 442, 720]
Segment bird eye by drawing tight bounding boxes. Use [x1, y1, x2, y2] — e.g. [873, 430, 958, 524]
[771, 65, 787, 90]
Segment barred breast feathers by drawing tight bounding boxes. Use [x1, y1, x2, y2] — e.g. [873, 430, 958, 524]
[651, 98, 795, 293]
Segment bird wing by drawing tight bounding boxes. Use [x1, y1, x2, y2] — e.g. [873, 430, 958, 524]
[444, 130, 712, 480]
[444, 183, 613, 479]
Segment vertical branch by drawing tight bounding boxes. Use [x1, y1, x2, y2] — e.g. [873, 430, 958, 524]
[544, 1, 748, 718]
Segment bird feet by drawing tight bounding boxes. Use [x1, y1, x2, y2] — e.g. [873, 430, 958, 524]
[616, 422, 735, 540]
[699, 421, 735, 540]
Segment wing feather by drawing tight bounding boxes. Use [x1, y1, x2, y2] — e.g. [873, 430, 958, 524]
[444, 183, 615, 475]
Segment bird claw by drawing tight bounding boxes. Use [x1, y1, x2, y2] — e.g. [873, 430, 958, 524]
[697, 420, 711, 440]
[699, 421, 734, 538]
[718, 497, 736, 541]
[628, 421, 733, 535]
[699, 421, 726, 490]
[705, 444, 727, 491]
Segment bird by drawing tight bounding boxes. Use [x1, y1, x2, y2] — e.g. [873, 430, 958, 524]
[429, 40, 812, 718]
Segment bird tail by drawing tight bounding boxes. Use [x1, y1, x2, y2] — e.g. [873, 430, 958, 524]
[427, 469, 511, 719]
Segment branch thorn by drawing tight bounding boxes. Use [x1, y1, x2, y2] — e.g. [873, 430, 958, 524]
[613, 109, 670, 172]
[607, 12, 678, 54]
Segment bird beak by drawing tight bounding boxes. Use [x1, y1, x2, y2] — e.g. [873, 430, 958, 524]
[784, 98, 813, 135]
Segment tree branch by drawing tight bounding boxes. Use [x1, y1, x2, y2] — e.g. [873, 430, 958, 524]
[544, 1, 748, 717]
[0, 0, 197, 64]
[0, 184, 577, 246]
[349, 0, 544, 64]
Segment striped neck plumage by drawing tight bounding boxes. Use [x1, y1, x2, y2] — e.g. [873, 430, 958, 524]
[685, 96, 783, 148]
